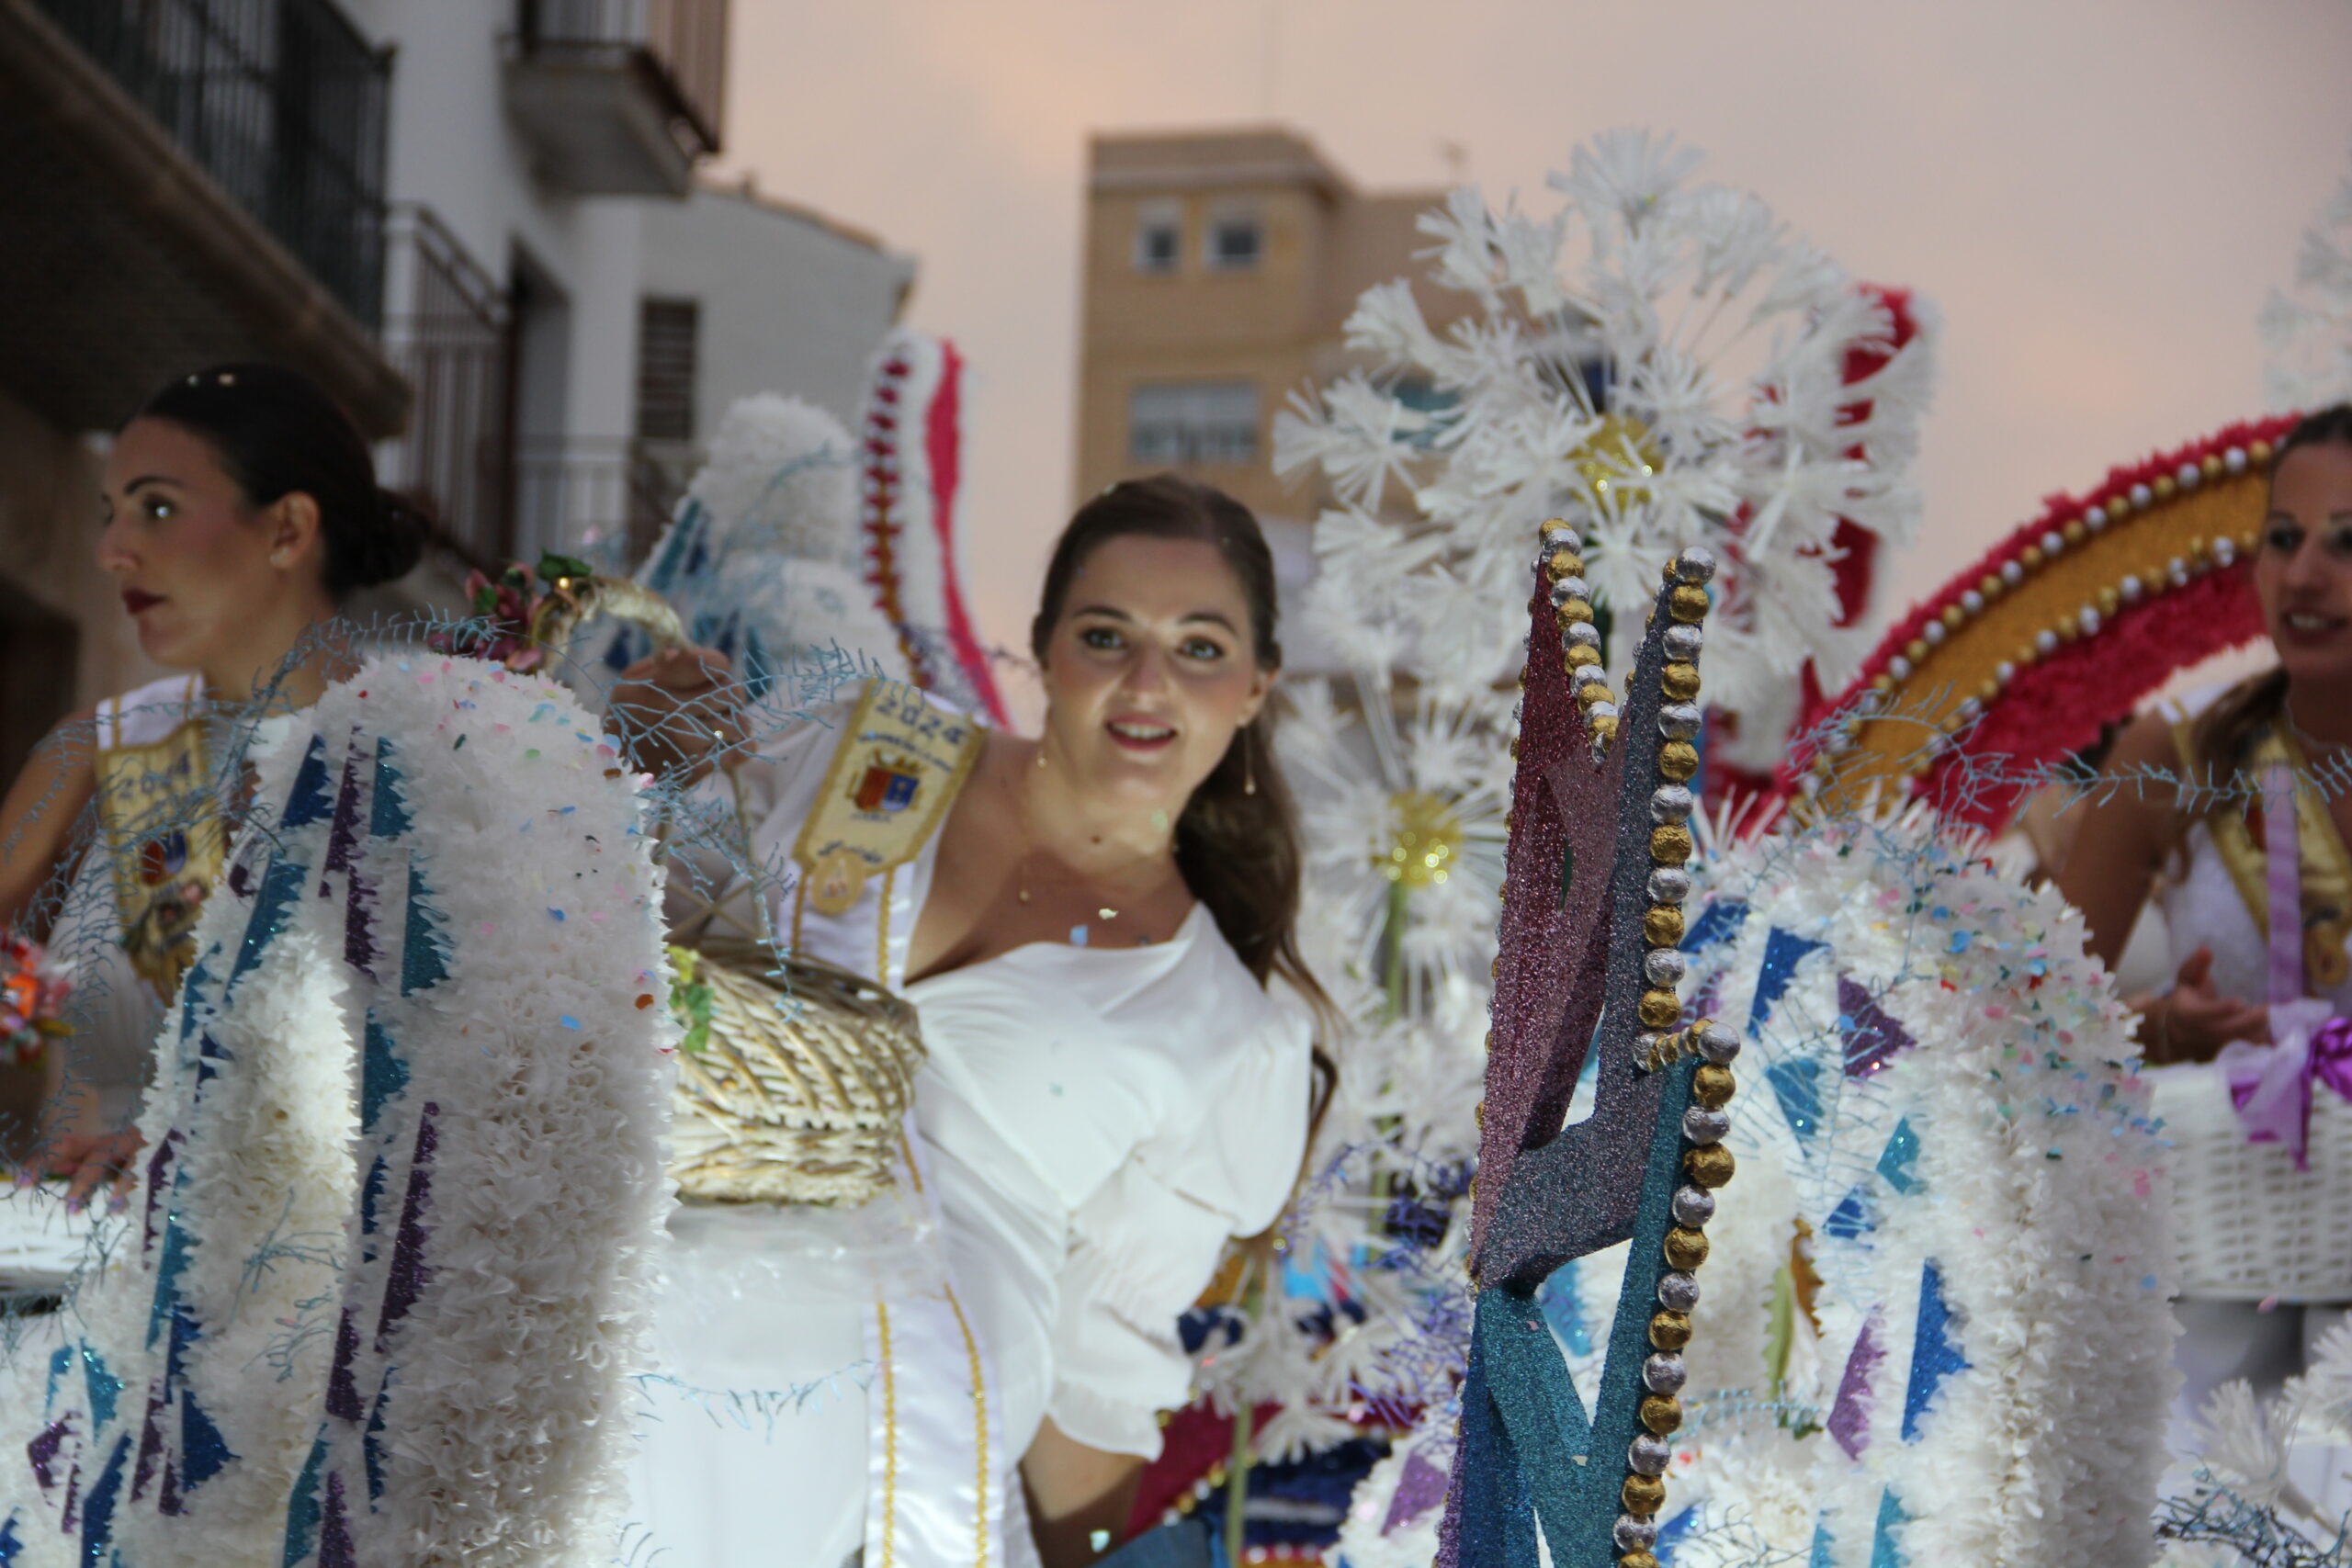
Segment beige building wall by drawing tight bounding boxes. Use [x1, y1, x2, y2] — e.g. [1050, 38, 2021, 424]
[1074, 127, 1468, 671]
[1075, 128, 1467, 523]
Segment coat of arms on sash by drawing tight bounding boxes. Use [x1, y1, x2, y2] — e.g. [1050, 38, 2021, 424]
[796, 680, 985, 918]
[853, 754, 925, 814]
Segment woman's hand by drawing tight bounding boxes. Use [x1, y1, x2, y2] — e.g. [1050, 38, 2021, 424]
[606, 647, 741, 784]
[15, 1127, 144, 1212]
[2142, 946, 2271, 1064]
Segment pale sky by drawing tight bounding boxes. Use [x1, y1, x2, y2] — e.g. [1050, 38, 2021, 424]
[718, 0, 2352, 691]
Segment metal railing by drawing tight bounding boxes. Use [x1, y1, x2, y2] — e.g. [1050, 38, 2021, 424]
[379, 206, 514, 565]
[512, 436, 695, 568]
[513, 0, 727, 155]
[37, 0, 390, 330]
[379, 208, 699, 571]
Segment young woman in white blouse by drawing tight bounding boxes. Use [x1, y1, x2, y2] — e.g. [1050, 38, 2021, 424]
[619, 475, 1329, 1568]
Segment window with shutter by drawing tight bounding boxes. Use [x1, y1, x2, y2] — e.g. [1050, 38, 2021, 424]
[635, 298, 699, 443]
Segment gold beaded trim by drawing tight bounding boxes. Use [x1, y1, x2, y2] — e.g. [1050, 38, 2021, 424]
[1624, 542, 1727, 1560]
[876, 1299, 900, 1568]
[945, 1284, 992, 1568]
[1542, 524, 1622, 754]
[1809, 434, 2280, 808]
[1487, 519, 1738, 1563]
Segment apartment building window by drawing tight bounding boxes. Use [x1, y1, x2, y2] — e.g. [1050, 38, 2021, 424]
[1134, 202, 1182, 274]
[1129, 381, 1260, 466]
[635, 297, 700, 442]
[1204, 207, 1261, 271]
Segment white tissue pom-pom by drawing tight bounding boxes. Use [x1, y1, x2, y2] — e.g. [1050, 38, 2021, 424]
[1664, 805, 2174, 1567]
[685, 393, 859, 564]
[5, 657, 674, 1567]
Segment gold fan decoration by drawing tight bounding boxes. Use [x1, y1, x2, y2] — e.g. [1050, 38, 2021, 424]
[1801, 417, 2300, 828]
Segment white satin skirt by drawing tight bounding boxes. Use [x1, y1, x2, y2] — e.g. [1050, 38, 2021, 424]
[626, 1192, 1040, 1568]
[627, 1203, 913, 1568]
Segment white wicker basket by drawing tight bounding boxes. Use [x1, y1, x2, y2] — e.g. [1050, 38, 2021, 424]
[2150, 1060, 2352, 1301]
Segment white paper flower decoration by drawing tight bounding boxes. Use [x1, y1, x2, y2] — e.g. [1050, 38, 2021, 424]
[2262, 157, 2352, 413]
[1273, 128, 1938, 733]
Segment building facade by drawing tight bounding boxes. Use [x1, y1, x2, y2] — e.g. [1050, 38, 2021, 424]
[0, 0, 910, 782]
[1073, 127, 1465, 671]
[636, 177, 917, 522]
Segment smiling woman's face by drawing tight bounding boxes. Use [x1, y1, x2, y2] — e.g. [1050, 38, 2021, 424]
[2256, 440, 2352, 693]
[96, 418, 310, 673]
[1036, 534, 1272, 816]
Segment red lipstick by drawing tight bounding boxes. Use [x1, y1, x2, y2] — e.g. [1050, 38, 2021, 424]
[121, 589, 162, 615]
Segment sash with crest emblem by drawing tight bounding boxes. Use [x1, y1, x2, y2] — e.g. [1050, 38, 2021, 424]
[791, 678, 985, 927]
[93, 675, 226, 1003]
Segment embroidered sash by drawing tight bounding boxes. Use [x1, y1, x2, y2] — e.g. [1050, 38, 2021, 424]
[786, 680, 1005, 1567]
[794, 678, 985, 919]
[92, 676, 224, 1002]
[865, 1141, 1010, 1568]
[2172, 720, 2352, 992]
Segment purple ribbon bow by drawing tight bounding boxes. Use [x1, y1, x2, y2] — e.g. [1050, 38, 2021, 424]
[2221, 999, 2352, 1172]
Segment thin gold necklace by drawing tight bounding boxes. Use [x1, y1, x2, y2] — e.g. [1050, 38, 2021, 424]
[1012, 749, 1170, 942]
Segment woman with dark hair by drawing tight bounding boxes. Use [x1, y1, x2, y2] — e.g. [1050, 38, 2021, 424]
[2061, 403, 2352, 1487]
[0, 363, 426, 1199]
[2063, 406, 2352, 1052]
[622, 474, 1322, 1568]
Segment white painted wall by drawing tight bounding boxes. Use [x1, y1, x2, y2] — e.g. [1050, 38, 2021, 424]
[344, 0, 651, 455]
[343, 4, 915, 550]
[640, 182, 916, 431]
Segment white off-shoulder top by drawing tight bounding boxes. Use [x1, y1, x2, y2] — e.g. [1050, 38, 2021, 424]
[667, 691, 1313, 1461]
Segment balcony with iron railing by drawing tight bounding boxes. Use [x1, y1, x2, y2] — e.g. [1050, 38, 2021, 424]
[503, 0, 728, 197]
[0, 0, 404, 433]
[32, 0, 390, 331]
[378, 206, 695, 572]
[514, 436, 695, 566]
[378, 206, 512, 564]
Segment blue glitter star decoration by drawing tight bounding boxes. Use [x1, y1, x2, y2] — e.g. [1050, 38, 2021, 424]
[1448, 529, 1736, 1568]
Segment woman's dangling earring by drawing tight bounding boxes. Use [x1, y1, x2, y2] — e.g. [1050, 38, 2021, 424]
[1243, 729, 1257, 796]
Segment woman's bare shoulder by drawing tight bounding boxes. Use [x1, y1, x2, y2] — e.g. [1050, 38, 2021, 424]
[0, 709, 100, 919]
[15, 709, 99, 788]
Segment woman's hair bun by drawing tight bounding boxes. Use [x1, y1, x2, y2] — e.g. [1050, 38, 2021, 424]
[135, 363, 429, 601]
[346, 486, 431, 590]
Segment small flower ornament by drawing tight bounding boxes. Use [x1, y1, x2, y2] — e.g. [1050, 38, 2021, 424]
[435, 550, 600, 671]
[437, 549, 686, 673]
[0, 933, 71, 1067]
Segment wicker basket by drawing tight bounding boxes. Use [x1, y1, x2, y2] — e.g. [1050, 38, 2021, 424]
[665, 933, 927, 1208]
[527, 575, 930, 1207]
[2150, 1061, 2352, 1301]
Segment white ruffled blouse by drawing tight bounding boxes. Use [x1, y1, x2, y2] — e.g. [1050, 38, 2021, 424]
[670, 697, 1312, 1460]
